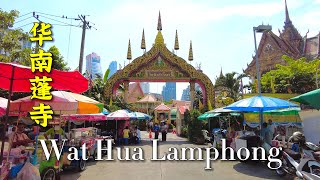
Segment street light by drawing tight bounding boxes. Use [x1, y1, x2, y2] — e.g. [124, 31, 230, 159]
[253, 24, 272, 133]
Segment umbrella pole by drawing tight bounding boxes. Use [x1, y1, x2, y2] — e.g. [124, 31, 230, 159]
[116, 120, 118, 142]
[259, 110, 263, 136]
[0, 66, 15, 171]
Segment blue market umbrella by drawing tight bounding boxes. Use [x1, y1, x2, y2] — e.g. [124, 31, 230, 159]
[102, 108, 109, 115]
[225, 96, 298, 112]
[225, 96, 298, 132]
[128, 112, 152, 120]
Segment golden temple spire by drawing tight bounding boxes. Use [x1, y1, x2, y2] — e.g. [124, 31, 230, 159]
[127, 39, 132, 60]
[141, 29, 146, 50]
[188, 41, 193, 61]
[157, 11, 162, 31]
[174, 29, 179, 50]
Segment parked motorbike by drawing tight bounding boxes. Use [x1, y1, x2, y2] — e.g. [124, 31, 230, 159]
[276, 132, 320, 179]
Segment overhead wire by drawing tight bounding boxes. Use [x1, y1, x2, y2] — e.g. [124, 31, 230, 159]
[14, 16, 33, 24]
[37, 15, 75, 26]
[16, 12, 33, 19]
[66, 19, 73, 63]
[16, 22, 33, 29]
[35, 12, 79, 20]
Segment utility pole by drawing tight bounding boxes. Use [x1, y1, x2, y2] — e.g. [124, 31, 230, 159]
[77, 15, 92, 74]
[32, 12, 41, 53]
[316, 66, 319, 89]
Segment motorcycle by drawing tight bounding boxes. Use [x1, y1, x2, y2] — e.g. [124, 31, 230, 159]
[276, 132, 320, 179]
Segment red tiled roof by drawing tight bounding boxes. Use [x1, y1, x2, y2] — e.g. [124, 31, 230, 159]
[137, 94, 158, 103]
[178, 105, 190, 115]
[154, 103, 170, 111]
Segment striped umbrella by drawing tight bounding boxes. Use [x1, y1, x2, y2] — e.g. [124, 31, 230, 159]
[128, 112, 152, 120]
[106, 110, 130, 120]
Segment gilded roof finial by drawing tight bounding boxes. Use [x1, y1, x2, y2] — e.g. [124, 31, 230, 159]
[141, 29, 146, 50]
[188, 41, 193, 61]
[157, 11, 162, 31]
[174, 29, 179, 50]
[127, 39, 132, 60]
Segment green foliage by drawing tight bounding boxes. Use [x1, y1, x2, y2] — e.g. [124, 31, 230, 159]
[0, 10, 31, 65]
[261, 55, 320, 94]
[215, 71, 246, 102]
[47, 46, 70, 71]
[183, 109, 191, 125]
[103, 69, 110, 82]
[187, 109, 204, 141]
[181, 126, 188, 137]
[106, 104, 121, 112]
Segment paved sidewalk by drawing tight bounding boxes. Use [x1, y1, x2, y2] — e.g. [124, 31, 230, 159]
[61, 131, 292, 180]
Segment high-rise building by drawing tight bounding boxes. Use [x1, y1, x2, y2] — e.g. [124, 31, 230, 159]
[162, 82, 176, 101]
[181, 86, 190, 101]
[85, 52, 103, 79]
[140, 82, 150, 94]
[108, 61, 117, 79]
[181, 84, 201, 101]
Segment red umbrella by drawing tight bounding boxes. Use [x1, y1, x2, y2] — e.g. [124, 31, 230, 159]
[0, 62, 89, 165]
[0, 62, 88, 93]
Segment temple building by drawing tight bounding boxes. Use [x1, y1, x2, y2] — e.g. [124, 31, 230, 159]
[244, 0, 320, 79]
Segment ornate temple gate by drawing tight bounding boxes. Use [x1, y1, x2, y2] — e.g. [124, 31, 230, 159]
[104, 14, 215, 111]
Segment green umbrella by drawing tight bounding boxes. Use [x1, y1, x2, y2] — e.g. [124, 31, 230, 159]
[197, 113, 221, 120]
[249, 107, 300, 115]
[290, 89, 320, 109]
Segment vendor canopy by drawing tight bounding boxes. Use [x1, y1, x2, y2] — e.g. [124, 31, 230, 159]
[248, 107, 300, 115]
[290, 89, 320, 109]
[0, 62, 88, 93]
[225, 95, 298, 112]
[106, 110, 130, 120]
[61, 113, 107, 121]
[128, 112, 152, 120]
[0, 97, 9, 116]
[207, 107, 238, 113]
[10, 91, 103, 115]
[198, 113, 221, 120]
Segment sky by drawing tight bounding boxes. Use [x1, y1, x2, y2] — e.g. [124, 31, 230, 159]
[2, 0, 320, 100]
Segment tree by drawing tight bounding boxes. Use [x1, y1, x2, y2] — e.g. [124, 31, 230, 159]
[215, 71, 246, 102]
[0, 10, 31, 65]
[261, 55, 320, 94]
[187, 109, 205, 143]
[47, 45, 70, 71]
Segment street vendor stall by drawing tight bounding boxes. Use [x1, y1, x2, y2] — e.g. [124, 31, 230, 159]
[106, 110, 130, 142]
[154, 103, 171, 124]
[0, 62, 89, 179]
[224, 95, 299, 159]
[290, 89, 320, 144]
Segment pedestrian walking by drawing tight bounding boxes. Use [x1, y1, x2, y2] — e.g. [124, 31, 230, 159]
[154, 123, 160, 139]
[161, 122, 168, 142]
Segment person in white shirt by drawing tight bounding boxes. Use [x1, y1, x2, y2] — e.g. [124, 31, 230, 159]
[135, 126, 141, 144]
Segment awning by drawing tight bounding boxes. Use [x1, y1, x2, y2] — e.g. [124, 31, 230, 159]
[198, 113, 221, 120]
[171, 108, 177, 120]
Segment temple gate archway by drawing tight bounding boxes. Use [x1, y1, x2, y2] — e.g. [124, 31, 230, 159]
[104, 14, 215, 110]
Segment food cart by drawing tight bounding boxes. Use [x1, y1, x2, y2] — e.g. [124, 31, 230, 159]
[69, 127, 99, 160]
